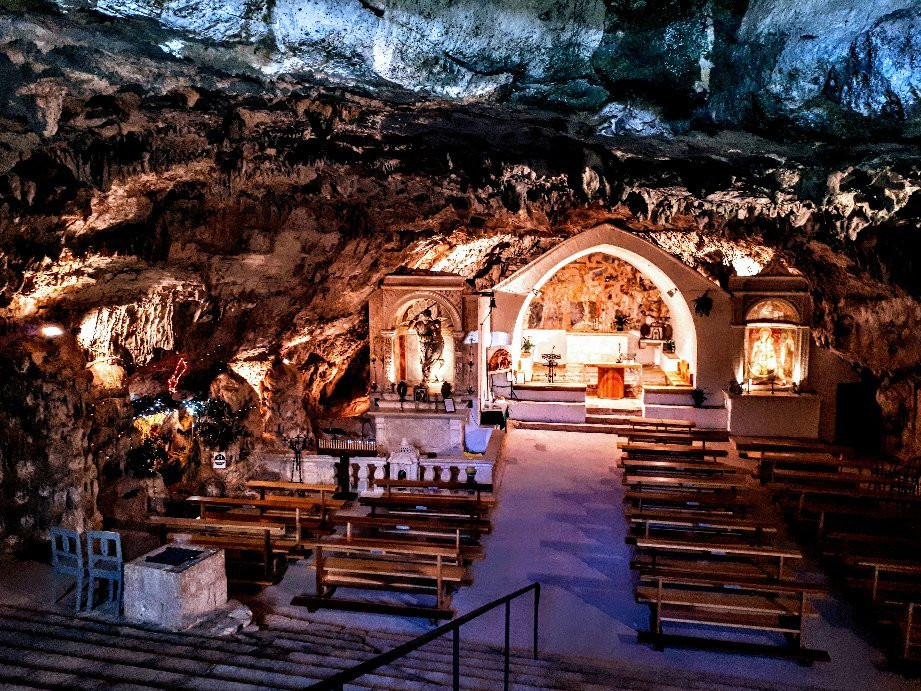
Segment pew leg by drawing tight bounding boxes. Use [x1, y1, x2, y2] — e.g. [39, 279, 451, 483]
[264, 531, 272, 580]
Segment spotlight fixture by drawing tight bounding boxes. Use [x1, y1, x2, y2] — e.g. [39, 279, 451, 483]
[40, 325, 64, 338]
[666, 288, 677, 298]
[489, 296, 497, 309]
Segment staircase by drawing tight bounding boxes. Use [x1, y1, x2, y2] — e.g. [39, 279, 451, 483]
[0, 603, 799, 690]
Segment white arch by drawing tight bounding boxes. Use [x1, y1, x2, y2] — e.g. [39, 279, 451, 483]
[492, 226, 729, 387]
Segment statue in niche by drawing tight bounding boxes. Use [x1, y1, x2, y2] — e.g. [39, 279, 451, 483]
[406, 307, 444, 383]
[749, 328, 778, 380]
[778, 331, 796, 382]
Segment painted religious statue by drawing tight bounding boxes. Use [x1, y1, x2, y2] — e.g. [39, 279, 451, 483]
[748, 327, 796, 384]
[407, 307, 444, 382]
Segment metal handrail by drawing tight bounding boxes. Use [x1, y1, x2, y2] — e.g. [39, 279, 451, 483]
[307, 582, 541, 691]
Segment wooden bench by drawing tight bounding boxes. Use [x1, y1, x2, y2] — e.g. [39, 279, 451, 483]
[246, 480, 338, 501]
[633, 536, 802, 580]
[624, 428, 729, 449]
[360, 493, 492, 519]
[621, 458, 737, 475]
[187, 494, 344, 530]
[735, 437, 849, 458]
[375, 479, 494, 502]
[335, 516, 487, 562]
[628, 417, 694, 432]
[148, 516, 290, 582]
[635, 577, 828, 661]
[625, 508, 778, 542]
[293, 540, 470, 619]
[754, 451, 871, 477]
[623, 489, 750, 514]
[623, 474, 748, 493]
[621, 442, 728, 461]
[854, 560, 921, 605]
[902, 602, 921, 661]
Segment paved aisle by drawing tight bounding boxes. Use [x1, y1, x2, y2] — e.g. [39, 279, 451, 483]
[449, 428, 913, 691]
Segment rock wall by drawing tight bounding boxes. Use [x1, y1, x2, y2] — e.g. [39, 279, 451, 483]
[0, 5, 920, 548]
[41, 0, 921, 135]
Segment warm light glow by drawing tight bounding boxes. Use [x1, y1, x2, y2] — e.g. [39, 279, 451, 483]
[40, 325, 64, 338]
[133, 411, 168, 438]
[229, 359, 271, 392]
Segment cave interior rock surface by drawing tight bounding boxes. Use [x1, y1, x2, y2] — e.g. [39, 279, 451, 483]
[0, 0, 920, 547]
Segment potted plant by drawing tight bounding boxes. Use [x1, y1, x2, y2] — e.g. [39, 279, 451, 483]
[196, 398, 247, 468]
[614, 313, 631, 332]
[519, 336, 535, 382]
[690, 387, 708, 408]
[663, 339, 676, 354]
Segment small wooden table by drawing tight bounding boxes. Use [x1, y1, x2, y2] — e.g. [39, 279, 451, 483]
[590, 363, 642, 399]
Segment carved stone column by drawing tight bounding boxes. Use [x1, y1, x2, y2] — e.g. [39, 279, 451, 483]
[378, 329, 396, 388]
[452, 330, 465, 391]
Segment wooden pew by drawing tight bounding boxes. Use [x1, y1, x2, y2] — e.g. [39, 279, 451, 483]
[334, 515, 488, 562]
[148, 516, 289, 582]
[633, 536, 802, 580]
[621, 458, 738, 475]
[628, 417, 694, 432]
[635, 577, 828, 661]
[360, 492, 492, 519]
[187, 494, 345, 530]
[620, 442, 728, 461]
[623, 489, 750, 515]
[624, 429, 729, 449]
[246, 480, 338, 501]
[623, 474, 748, 493]
[625, 507, 778, 542]
[375, 479, 494, 502]
[902, 603, 921, 661]
[293, 540, 470, 620]
[735, 436, 849, 458]
[854, 560, 921, 605]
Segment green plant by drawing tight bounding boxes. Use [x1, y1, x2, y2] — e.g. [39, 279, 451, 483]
[690, 387, 708, 407]
[663, 339, 676, 353]
[195, 399, 247, 450]
[614, 313, 631, 331]
[521, 336, 534, 354]
[125, 438, 169, 479]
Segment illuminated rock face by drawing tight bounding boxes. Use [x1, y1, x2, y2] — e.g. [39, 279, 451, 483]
[0, 6, 920, 548]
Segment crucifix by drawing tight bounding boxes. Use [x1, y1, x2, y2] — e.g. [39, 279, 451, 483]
[283, 433, 310, 483]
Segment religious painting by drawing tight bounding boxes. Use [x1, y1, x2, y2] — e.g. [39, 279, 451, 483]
[746, 298, 799, 323]
[526, 253, 669, 333]
[487, 347, 512, 372]
[744, 326, 798, 386]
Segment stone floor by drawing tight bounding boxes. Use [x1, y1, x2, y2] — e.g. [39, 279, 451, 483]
[248, 427, 915, 690]
[2, 427, 918, 689]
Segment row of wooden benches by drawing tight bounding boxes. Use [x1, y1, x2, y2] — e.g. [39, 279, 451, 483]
[755, 440, 921, 663]
[618, 422, 829, 662]
[297, 479, 496, 620]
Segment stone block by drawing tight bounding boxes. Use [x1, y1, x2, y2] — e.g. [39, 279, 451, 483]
[124, 545, 227, 630]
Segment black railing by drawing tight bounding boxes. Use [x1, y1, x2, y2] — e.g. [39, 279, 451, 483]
[317, 439, 378, 455]
[307, 582, 541, 691]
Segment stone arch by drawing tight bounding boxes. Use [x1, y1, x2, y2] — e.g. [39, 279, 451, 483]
[385, 291, 462, 333]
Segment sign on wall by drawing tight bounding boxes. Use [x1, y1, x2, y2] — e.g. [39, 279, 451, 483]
[212, 451, 228, 469]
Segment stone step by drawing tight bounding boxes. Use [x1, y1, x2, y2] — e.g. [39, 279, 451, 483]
[0, 605, 579, 691]
[512, 420, 621, 434]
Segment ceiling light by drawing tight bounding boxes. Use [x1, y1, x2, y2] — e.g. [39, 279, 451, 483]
[40, 325, 64, 338]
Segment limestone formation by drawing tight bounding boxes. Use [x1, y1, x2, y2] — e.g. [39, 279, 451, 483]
[0, 3, 920, 549]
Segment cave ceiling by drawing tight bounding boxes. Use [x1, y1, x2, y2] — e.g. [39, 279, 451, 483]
[0, 1, 920, 445]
